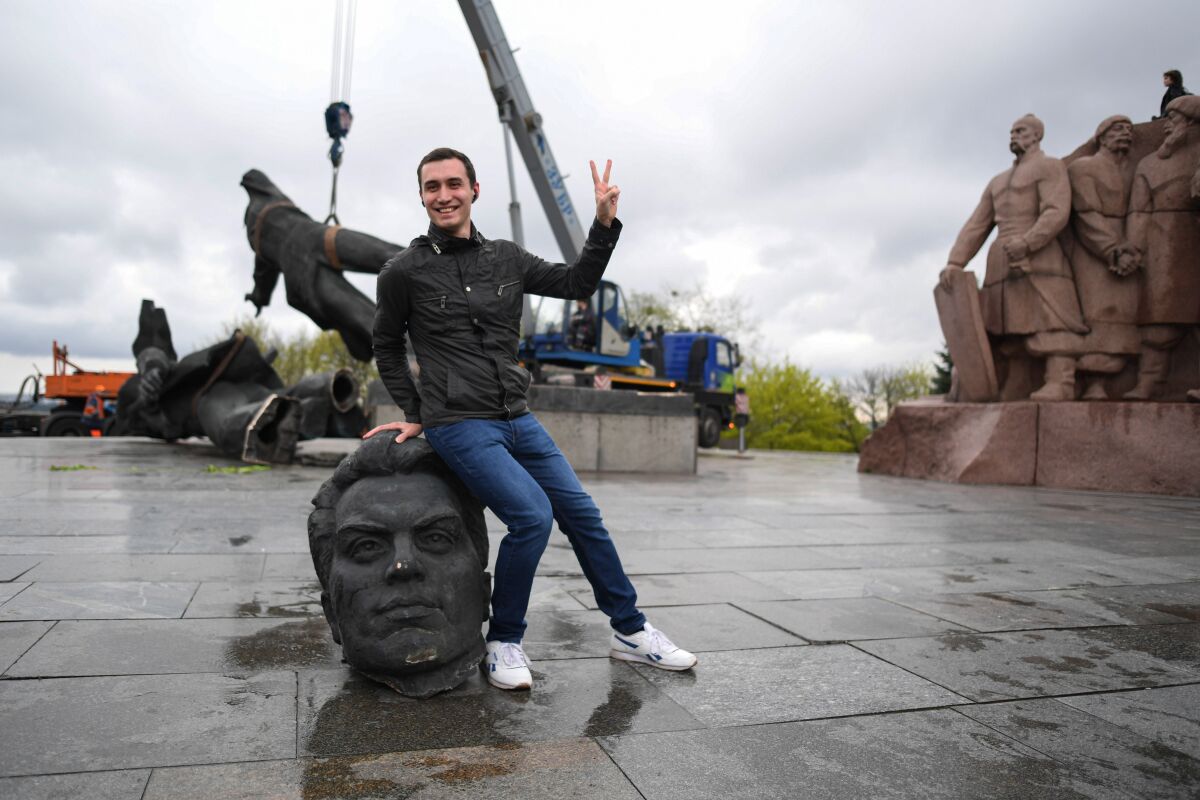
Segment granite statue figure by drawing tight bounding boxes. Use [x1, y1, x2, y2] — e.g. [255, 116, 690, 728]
[241, 169, 403, 361]
[308, 435, 490, 698]
[940, 114, 1087, 401]
[1125, 95, 1200, 400]
[1064, 114, 1142, 399]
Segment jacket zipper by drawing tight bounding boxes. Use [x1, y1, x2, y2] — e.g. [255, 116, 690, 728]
[497, 280, 521, 297]
[418, 295, 447, 308]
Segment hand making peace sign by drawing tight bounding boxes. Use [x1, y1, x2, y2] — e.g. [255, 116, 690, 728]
[590, 159, 619, 228]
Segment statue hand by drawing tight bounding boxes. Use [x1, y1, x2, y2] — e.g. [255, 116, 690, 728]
[591, 159, 619, 227]
[1113, 247, 1141, 276]
[1002, 237, 1030, 262]
[139, 367, 165, 405]
[938, 264, 962, 290]
[362, 420, 424, 444]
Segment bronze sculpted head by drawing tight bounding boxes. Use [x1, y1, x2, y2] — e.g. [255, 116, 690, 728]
[309, 436, 490, 698]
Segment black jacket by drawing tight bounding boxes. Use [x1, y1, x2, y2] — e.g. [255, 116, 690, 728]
[1161, 84, 1189, 117]
[374, 218, 622, 427]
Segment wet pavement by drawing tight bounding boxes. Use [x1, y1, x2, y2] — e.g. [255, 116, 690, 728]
[1, 438, 1198, 798]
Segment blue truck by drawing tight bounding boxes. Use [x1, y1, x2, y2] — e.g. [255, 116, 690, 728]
[520, 280, 745, 448]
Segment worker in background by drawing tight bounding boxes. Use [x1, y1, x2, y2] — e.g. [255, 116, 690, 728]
[1158, 70, 1190, 119]
[366, 147, 697, 691]
[569, 298, 596, 350]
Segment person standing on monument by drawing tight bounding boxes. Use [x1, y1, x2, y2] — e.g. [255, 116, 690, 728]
[1125, 95, 1200, 400]
[1065, 115, 1142, 399]
[1158, 70, 1190, 120]
[940, 114, 1087, 401]
[365, 147, 697, 691]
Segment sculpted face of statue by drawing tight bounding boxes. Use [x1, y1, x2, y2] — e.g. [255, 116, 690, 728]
[1159, 108, 1194, 158]
[1099, 120, 1133, 156]
[1009, 115, 1043, 157]
[310, 437, 489, 698]
[329, 473, 486, 674]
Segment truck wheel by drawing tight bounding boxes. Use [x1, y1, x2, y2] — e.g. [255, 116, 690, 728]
[698, 408, 721, 449]
[41, 412, 88, 437]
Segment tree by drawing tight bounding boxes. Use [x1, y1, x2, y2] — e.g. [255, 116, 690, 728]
[740, 359, 867, 452]
[931, 344, 953, 394]
[211, 316, 379, 393]
[842, 363, 933, 430]
[625, 282, 758, 345]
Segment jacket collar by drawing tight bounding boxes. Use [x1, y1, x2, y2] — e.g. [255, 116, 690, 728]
[425, 222, 484, 253]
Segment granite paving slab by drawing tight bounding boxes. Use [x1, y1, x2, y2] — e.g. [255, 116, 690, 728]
[169, 528, 309, 554]
[0, 581, 197, 620]
[523, 603, 801, 661]
[601, 708, 1112, 799]
[1101, 556, 1200, 582]
[1068, 582, 1200, 623]
[568, 572, 792, 608]
[143, 738, 643, 800]
[0, 580, 27, 605]
[182, 581, 324, 618]
[739, 567, 909, 599]
[0, 671, 297, 776]
[619, 545, 844, 574]
[261, 553, 319, 581]
[886, 587, 1188, 633]
[0, 769, 150, 800]
[20, 553, 266, 582]
[958, 698, 1200, 799]
[299, 659, 703, 757]
[626, 645, 965, 726]
[601, 513, 768, 533]
[855, 629, 1199, 702]
[635, 602, 804, 651]
[0, 534, 178, 555]
[738, 597, 972, 642]
[1059, 685, 1200, 761]
[869, 561, 1181, 596]
[0, 620, 52, 673]
[7, 617, 343, 676]
[0, 555, 39, 581]
[1075, 623, 1200, 674]
[526, 575, 591, 611]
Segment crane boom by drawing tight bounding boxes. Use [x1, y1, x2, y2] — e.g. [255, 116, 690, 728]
[457, 0, 586, 263]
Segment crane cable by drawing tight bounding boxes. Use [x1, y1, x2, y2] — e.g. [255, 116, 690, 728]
[324, 0, 357, 225]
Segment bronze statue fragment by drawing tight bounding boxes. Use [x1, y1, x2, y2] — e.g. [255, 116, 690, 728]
[309, 436, 490, 698]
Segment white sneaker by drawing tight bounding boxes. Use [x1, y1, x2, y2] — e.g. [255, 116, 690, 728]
[610, 623, 697, 671]
[483, 641, 533, 690]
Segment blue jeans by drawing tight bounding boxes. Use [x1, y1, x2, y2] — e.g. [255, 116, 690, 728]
[424, 413, 646, 643]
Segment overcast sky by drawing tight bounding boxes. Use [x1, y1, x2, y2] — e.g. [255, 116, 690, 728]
[1, 0, 1196, 390]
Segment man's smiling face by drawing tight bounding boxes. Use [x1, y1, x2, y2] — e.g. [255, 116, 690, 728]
[419, 157, 479, 238]
[327, 473, 485, 676]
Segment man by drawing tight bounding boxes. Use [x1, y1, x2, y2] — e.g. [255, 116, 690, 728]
[309, 435, 491, 699]
[1125, 95, 1200, 400]
[568, 298, 596, 350]
[366, 147, 696, 690]
[940, 114, 1087, 401]
[1065, 115, 1142, 399]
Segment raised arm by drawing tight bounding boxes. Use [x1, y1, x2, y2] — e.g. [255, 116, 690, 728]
[521, 159, 624, 299]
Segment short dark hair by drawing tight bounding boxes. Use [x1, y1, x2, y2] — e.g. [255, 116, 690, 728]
[308, 436, 488, 591]
[1165, 70, 1184, 86]
[417, 147, 476, 190]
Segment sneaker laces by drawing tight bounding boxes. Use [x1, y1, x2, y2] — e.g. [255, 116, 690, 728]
[646, 625, 677, 654]
[496, 642, 529, 668]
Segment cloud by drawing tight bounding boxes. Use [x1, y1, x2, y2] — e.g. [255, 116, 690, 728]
[0, 0, 1196, 392]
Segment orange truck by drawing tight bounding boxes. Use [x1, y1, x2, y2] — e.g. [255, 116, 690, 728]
[39, 342, 135, 436]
